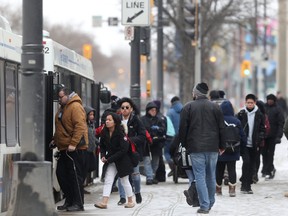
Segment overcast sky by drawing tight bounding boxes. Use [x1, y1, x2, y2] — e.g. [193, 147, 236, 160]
[3, 0, 128, 56]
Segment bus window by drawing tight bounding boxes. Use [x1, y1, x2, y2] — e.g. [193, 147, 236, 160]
[5, 63, 18, 147]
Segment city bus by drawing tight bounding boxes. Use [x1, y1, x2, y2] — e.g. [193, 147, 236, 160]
[0, 15, 107, 213]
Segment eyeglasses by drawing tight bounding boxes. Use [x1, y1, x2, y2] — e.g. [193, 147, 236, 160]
[121, 106, 130, 110]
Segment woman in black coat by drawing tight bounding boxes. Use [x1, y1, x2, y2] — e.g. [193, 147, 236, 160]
[94, 112, 135, 209]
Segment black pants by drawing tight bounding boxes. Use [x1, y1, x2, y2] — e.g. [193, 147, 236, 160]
[262, 137, 276, 175]
[216, 160, 236, 185]
[241, 147, 257, 189]
[56, 150, 87, 207]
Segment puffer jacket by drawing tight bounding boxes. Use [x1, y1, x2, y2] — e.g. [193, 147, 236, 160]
[179, 96, 226, 153]
[54, 93, 88, 150]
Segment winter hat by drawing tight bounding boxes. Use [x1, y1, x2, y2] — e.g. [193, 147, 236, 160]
[111, 95, 121, 110]
[266, 94, 277, 102]
[171, 96, 180, 104]
[153, 100, 161, 110]
[193, 82, 209, 97]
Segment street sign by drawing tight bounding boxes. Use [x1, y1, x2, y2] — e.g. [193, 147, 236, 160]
[108, 17, 119, 26]
[124, 26, 134, 40]
[92, 16, 102, 27]
[122, 0, 151, 26]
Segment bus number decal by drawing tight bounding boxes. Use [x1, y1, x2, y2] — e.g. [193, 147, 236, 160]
[43, 47, 49, 54]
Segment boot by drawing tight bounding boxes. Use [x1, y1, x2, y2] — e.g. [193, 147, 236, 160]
[190, 182, 200, 207]
[124, 196, 135, 208]
[216, 184, 222, 195]
[94, 196, 109, 209]
[228, 182, 236, 197]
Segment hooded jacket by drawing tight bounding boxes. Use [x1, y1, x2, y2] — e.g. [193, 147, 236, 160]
[54, 93, 88, 150]
[84, 106, 97, 152]
[218, 101, 246, 161]
[167, 100, 183, 132]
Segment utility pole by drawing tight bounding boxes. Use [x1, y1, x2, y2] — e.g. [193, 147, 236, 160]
[7, 0, 56, 215]
[194, 0, 201, 84]
[130, 27, 141, 111]
[252, 0, 258, 95]
[157, 0, 164, 110]
[277, 0, 287, 96]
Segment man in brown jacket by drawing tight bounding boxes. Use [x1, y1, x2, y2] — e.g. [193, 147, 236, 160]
[53, 87, 88, 212]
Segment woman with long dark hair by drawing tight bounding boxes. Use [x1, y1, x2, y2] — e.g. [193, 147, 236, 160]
[94, 112, 135, 209]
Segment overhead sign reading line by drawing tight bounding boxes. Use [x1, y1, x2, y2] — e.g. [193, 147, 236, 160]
[122, 0, 150, 26]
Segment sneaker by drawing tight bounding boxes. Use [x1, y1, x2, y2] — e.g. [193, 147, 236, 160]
[265, 175, 272, 181]
[135, 193, 142, 204]
[152, 179, 158, 184]
[183, 190, 193, 206]
[124, 202, 135, 208]
[117, 198, 126, 206]
[146, 179, 153, 185]
[197, 208, 209, 214]
[167, 170, 174, 177]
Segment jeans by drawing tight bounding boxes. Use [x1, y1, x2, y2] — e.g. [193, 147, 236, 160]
[190, 152, 218, 210]
[185, 169, 195, 186]
[164, 136, 174, 164]
[142, 156, 154, 180]
[118, 165, 141, 198]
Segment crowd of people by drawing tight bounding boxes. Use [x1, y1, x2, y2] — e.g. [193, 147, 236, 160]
[50, 84, 288, 214]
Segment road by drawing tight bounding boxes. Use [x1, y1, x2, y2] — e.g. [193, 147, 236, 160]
[57, 138, 288, 216]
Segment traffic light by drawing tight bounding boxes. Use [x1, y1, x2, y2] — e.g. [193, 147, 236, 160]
[241, 60, 251, 77]
[184, 3, 199, 41]
[140, 27, 151, 56]
[83, 44, 92, 59]
[146, 80, 151, 97]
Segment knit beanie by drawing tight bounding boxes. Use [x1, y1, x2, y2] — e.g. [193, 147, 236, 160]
[193, 82, 209, 97]
[266, 94, 277, 102]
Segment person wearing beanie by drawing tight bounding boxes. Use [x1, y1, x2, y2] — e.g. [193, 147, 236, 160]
[179, 82, 226, 214]
[262, 94, 285, 180]
[236, 94, 265, 194]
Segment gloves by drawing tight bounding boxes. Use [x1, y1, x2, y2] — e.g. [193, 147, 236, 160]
[151, 125, 159, 130]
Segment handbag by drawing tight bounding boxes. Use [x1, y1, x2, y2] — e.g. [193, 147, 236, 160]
[125, 135, 140, 167]
[176, 143, 192, 169]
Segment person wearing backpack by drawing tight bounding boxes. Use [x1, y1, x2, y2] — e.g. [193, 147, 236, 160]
[236, 94, 265, 194]
[216, 100, 246, 197]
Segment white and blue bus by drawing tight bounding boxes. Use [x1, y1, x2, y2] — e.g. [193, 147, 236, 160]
[0, 15, 107, 213]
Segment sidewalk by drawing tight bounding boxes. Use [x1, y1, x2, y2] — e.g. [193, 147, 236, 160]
[57, 138, 288, 216]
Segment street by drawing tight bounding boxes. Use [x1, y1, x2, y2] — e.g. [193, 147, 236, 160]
[57, 138, 288, 216]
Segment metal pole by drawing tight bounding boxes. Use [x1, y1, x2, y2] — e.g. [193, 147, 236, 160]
[277, 0, 287, 95]
[157, 0, 164, 109]
[7, 0, 57, 215]
[252, 0, 258, 95]
[262, 0, 267, 97]
[130, 26, 141, 111]
[194, 0, 201, 84]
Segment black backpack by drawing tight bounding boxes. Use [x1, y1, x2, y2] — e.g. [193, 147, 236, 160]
[223, 121, 241, 154]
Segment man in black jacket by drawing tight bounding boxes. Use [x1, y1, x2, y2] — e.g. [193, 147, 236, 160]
[262, 94, 284, 179]
[179, 83, 225, 214]
[236, 94, 265, 194]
